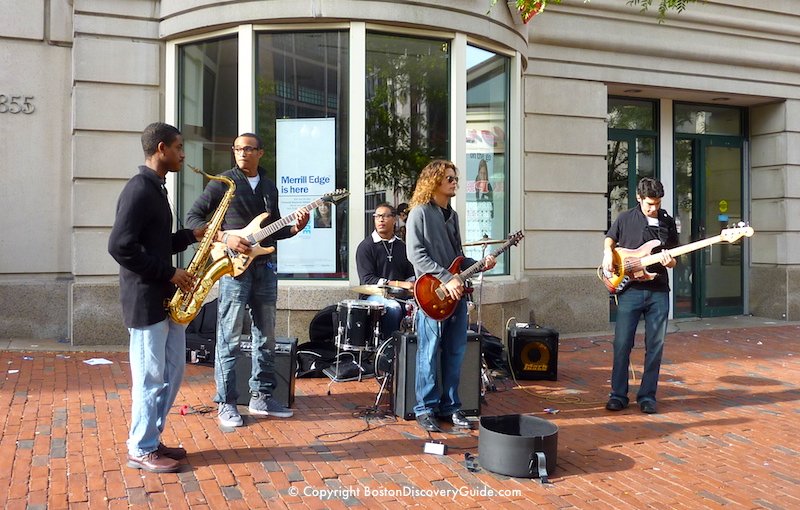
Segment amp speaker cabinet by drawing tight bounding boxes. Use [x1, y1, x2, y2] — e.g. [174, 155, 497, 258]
[392, 331, 481, 420]
[235, 337, 297, 408]
[508, 323, 558, 381]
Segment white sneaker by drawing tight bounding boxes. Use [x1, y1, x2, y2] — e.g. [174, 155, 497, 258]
[218, 402, 243, 427]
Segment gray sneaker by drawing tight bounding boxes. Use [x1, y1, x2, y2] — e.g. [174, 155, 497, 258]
[218, 402, 243, 427]
[248, 392, 293, 418]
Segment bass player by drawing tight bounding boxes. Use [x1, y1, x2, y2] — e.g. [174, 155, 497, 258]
[406, 160, 496, 432]
[186, 133, 309, 428]
[602, 177, 678, 415]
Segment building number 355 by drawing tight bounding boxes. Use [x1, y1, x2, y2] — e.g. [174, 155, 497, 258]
[0, 95, 35, 114]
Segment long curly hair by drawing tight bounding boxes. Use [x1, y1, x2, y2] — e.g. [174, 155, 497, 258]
[409, 160, 458, 209]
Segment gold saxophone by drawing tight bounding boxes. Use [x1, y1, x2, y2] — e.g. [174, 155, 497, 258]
[167, 165, 235, 324]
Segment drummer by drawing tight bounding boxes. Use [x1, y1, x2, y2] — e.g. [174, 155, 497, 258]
[355, 203, 415, 339]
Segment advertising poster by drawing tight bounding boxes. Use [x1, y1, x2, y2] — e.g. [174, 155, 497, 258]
[276, 118, 336, 274]
[464, 123, 506, 273]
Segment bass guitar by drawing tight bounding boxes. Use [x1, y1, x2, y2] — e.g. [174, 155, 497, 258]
[600, 224, 754, 294]
[415, 231, 524, 320]
[211, 189, 349, 277]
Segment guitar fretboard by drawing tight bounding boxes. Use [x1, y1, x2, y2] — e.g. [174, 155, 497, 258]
[247, 197, 325, 245]
[458, 233, 522, 282]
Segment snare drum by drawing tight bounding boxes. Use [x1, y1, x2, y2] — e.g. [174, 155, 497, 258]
[336, 300, 385, 351]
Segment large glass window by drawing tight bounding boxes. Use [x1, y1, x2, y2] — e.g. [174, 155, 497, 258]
[364, 32, 450, 217]
[464, 45, 510, 274]
[175, 26, 518, 282]
[177, 36, 239, 267]
[256, 31, 349, 278]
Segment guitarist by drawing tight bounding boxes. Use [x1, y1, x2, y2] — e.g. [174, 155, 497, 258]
[406, 160, 496, 432]
[186, 133, 309, 428]
[601, 177, 678, 415]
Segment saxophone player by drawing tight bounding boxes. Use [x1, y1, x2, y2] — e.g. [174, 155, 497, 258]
[108, 122, 206, 473]
[187, 133, 309, 428]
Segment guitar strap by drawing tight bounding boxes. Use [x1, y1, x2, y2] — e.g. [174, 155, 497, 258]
[657, 209, 669, 246]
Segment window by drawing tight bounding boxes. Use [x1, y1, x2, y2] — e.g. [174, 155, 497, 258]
[365, 32, 450, 199]
[606, 97, 658, 229]
[177, 36, 239, 267]
[174, 25, 518, 282]
[464, 45, 510, 274]
[256, 31, 349, 278]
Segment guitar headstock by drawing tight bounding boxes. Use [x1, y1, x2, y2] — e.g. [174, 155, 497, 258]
[507, 231, 524, 245]
[720, 224, 754, 243]
[322, 189, 350, 203]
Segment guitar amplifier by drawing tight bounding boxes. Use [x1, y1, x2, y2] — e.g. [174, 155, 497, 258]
[392, 331, 481, 420]
[235, 337, 297, 408]
[508, 323, 558, 381]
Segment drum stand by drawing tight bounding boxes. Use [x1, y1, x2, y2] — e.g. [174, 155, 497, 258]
[325, 323, 379, 395]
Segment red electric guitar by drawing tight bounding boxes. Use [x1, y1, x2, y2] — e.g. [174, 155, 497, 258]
[415, 231, 524, 320]
[600, 224, 754, 294]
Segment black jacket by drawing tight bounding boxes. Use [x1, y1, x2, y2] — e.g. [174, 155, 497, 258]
[108, 166, 195, 328]
[185, 166, 293, 252]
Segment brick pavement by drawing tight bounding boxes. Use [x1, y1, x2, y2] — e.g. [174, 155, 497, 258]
[1, 323, 799, 509]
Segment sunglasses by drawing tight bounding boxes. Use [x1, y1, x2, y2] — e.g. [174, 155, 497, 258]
[446, 175, 459, 184]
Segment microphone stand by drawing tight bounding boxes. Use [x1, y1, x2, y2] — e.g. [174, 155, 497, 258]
[474, 236, 496, 393]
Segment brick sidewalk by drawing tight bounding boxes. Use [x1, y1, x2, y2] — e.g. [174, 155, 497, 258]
[1, 324, 799, 509]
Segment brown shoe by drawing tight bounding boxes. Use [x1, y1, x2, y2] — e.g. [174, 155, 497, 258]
[126, 451, 180, 473]
[157, 442, 187, 460]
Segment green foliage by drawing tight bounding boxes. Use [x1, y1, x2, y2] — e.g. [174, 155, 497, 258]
[490, 0, 703, 21]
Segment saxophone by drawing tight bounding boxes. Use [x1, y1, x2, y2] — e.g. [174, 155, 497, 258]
[167, 165, 236, 324]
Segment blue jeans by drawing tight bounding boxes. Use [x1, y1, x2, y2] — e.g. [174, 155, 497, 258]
[610, 288, 670, 405]
[214, 261, 278, 404]
[365, 294, 404, 340]
[127, 318, 186, 457]
[414, 298, 468, 416]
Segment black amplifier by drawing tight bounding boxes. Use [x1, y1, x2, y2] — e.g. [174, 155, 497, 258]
[508, 323, 558, 381]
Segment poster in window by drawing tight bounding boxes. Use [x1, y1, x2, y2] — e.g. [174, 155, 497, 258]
[276, 118, 336, 273]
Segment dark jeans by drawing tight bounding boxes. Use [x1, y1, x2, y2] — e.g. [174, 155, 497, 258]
[610, 288, 669, 405]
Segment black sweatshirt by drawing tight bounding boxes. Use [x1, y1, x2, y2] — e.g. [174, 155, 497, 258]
[108, 166, 195, 328]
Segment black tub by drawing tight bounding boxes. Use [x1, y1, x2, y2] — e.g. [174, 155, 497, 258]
[478, 414, 558, 478]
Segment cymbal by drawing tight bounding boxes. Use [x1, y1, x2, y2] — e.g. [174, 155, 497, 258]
[350, 284, 387, 296]
[463, 238, 505, 247]
[351, 284, 413, 297]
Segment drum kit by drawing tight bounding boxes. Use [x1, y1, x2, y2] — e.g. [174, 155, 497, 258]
[325, 284, 415, 401]
[327, 235, 505, 403]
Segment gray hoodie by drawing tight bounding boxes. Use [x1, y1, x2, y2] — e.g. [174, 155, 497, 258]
[405, 201, 477, 283]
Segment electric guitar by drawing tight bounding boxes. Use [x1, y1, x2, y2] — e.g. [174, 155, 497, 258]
[415, 231, 524, 321]
[211, 189, 349, 276]
[600, 224, 754, 294]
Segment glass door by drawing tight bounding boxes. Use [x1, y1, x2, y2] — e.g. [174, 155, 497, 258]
[673, 137, 744, 317]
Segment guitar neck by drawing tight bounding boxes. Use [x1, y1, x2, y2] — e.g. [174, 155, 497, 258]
[252, 197, 324, 243]
[639, 235, 722, 266]
[459, 241, 513, 281]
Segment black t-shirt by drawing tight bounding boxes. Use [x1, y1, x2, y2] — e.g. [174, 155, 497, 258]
[605, 206, 679, 292]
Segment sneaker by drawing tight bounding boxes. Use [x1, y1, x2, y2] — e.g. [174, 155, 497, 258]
[248, 391, 293, 418]
[218, 402, 243, 427]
